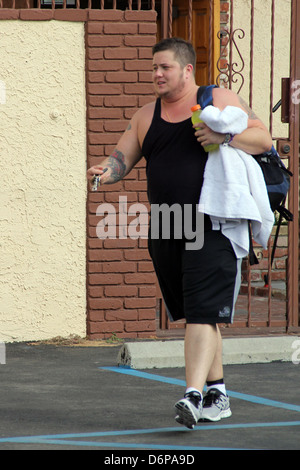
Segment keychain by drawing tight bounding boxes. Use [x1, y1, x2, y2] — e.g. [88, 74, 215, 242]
[91, 168, 107, 192]
[91, 175, 101, 192]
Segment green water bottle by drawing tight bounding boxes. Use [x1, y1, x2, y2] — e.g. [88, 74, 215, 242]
[191, 104, 219, 153]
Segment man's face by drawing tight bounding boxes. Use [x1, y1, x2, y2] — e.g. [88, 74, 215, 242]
[152, 50, 187, 99]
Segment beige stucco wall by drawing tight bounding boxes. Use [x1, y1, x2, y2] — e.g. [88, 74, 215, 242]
[0, 21, 87, 342]
[230, 0, 291, 140]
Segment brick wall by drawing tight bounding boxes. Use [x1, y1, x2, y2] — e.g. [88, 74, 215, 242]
[86, 10, 158, 340]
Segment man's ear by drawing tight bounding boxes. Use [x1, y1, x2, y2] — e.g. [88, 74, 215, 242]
[185, 63, 194, 78]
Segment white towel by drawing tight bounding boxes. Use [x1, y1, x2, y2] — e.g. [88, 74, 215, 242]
[199, 105, 274, 259]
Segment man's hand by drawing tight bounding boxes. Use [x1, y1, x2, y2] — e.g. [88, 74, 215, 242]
[87, 149, 127, 190]
[193, 123, 225, 148]
[87, 166, 110, 190]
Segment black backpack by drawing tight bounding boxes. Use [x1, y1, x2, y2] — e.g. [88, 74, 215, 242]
[198, 85, 293, 279]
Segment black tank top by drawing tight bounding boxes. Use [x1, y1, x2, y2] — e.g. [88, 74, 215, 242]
[142, 87, 208, 208]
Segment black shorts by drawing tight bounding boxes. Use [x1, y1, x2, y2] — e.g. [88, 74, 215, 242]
[148, 230, 241, 324]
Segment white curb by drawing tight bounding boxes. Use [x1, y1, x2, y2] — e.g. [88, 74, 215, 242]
[117, 336, 300, 369]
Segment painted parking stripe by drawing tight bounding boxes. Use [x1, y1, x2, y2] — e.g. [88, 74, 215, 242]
[0, 367, 298, 449]
[0, 421, 299, 449]
[0, 437, 250, 450]
[100, 367, 300, 413]
[1, 420, 300, 442]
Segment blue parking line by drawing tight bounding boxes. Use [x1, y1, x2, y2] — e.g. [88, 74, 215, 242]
[100, 367, 300, 413]
[101, 366, 186, 387]
[0, 366, 298, 449]
[0, 421, 299, 449]
[0, 437, 249, 450]
[1, 420, 300, 443]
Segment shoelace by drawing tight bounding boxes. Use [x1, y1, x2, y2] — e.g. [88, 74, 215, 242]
[203, 391, 225, 408]
[184, 392, 202, 408]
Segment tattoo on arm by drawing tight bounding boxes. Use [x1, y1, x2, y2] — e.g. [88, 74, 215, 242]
[238, 96, 258, 120]
[106, 149, 127, 183]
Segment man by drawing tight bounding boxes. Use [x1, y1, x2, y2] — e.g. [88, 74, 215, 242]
[87, 38, 272, 429]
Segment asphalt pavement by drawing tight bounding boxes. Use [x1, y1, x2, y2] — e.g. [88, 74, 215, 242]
[0, 341, 299, 453]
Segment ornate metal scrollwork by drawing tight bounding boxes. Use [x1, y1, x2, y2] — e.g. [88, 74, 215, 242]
[216, 28, 245, 94]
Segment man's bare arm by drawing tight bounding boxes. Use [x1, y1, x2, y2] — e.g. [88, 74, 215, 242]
[87, 113, 143, 187]
[237, 95, 259, 121]
[193, 87, 273, 154]
[210, 88, 273, 155]
[101, 149, 127, 184]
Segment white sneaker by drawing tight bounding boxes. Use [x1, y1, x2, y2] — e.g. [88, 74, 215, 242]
[174, 391, 202, 429]
[200, 388, 232, 422]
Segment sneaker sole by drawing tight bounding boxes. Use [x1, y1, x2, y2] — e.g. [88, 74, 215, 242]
[200, 408, 232, 422]
[174, 400, 199, 429]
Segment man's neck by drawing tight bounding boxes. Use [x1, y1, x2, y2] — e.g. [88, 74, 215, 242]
[161, 84, 198, 107]
[160, 84, 199, 123]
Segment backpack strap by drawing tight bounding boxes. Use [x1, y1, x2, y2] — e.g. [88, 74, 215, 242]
[264, 198, 293, 287]
[197, 85, 218, 109]
[263, 213, 283, 287]
[248, 221, 259, 266]
[277, 204, 293, 222]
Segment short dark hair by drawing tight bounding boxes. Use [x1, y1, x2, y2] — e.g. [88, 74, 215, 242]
[152, 37, 196, 72]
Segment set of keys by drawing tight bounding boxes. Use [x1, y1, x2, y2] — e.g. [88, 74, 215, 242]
[91, 168, 107, 191]
[91, 175, 101, 192]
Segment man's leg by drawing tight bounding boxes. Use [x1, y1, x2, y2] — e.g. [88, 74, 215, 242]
[174, 232, 239, 428]
[206, 324, 223, 383]
[175, 324, 232, 427]
[201, 325, 232, 422]
[184, 323, 219, 392]
[174, 323, 218, 429]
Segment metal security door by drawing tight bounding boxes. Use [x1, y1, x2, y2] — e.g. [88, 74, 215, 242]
[157, 0, 300, 335]
[279, 0, 299, 330]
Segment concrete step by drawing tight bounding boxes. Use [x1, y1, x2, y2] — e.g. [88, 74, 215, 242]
[117, 336, 300, 369]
